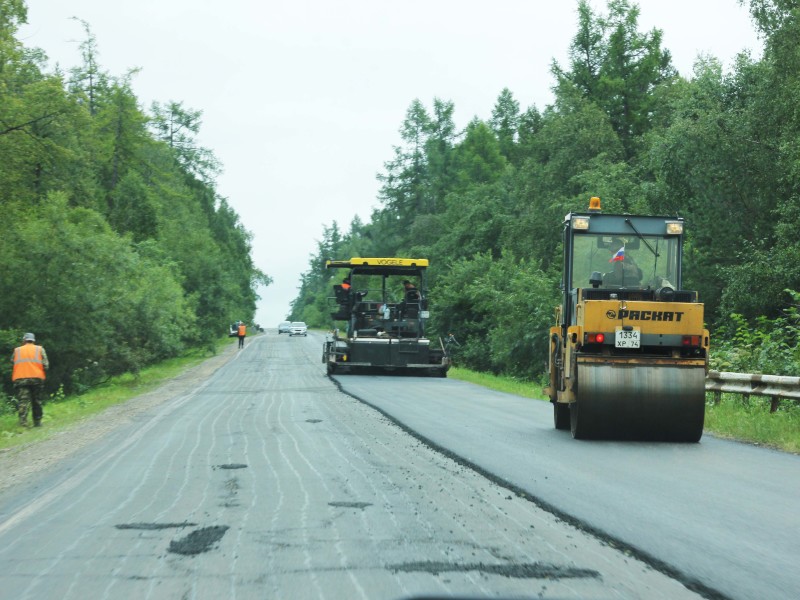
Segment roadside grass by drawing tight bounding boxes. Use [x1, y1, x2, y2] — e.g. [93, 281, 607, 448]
[449, 366, 800, 453]
[704, 393, 800, 453]
[0, 338, 232, 451]
[448, 367, 541, 399]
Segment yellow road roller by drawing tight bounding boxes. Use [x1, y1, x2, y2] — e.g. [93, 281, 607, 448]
[544, 198, 709, 441]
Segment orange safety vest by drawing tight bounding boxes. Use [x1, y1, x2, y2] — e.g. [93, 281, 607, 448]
[238, 324, 246, 336]
[12, 344, 46, 381]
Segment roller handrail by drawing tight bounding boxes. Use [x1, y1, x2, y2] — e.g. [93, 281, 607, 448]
[705, 370, 800, 412]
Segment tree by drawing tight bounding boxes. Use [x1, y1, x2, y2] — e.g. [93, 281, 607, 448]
[0, 13, 266, 393]
[425, 98, 457, 213]
[560, 0, 605, 98]
[0, 5, 94, 208]
[289, 221, 345, 326]
[431, 252, 558, 376]
[744, 0, 797, 35]
[553, 0, 676, 159]
[0, 73, 86, 206]
[710, 0, 800, 319]
[0, 194, 193, 393]
[645, 54, 782, 318]
[433, 182, 510, 262]
[150, 100, 221, 182]
[108, 170, 158, 241]
[67, 19, 109, 117]
[490, 88, 521, 164]
[0, 0, 27, 76]
[377, 99, 432, 223]
[94, 75, 148, 193]
[452, 119, 506, 190]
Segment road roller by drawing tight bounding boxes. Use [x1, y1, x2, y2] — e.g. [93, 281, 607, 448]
[544, 197, 709, 441]
[322, 257, 451, 377]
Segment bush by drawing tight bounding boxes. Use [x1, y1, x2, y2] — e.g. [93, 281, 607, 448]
[431, 252, 559, 378]
[711, 290, 800, 375]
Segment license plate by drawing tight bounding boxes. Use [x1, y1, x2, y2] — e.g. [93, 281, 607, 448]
[615, 327, 640, 348]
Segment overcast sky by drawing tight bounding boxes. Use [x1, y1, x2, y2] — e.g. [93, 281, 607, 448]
[19, 1, 762, 326]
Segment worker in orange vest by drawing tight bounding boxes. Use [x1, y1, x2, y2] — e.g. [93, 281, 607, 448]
[11, 332, 49, 427]
[237, 322, 247, 349]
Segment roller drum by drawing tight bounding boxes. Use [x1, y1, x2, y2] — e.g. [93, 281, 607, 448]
[571, 363, 705, 442]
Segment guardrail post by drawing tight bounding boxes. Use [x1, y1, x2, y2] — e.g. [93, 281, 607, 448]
[705, 371, 800, 414]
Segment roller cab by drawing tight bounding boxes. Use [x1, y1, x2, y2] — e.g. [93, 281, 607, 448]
[322, 258, 450, 377]
[545, 198, 709, 441]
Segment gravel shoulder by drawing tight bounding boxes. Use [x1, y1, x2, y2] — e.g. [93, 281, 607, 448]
[0, 343, 239, 495]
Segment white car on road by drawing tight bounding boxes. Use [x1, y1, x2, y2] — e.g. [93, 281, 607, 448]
[289, 321, 308, 336]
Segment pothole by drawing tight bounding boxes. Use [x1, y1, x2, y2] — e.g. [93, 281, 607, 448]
[168, 525, 230, 556]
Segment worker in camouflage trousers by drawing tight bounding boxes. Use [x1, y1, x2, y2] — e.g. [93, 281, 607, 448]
[237, 322, 247, 349]
[11, 332, 49, 427]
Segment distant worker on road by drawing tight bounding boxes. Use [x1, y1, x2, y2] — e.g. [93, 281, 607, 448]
[11, 332, 49, 427]
[237, 322, 247, 349]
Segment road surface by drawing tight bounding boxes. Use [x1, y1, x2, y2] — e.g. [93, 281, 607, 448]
[336, 353, 800, 600]
[0, 331, 783, 599]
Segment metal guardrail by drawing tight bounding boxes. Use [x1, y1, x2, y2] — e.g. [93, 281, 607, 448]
[705, 370, 800, 413]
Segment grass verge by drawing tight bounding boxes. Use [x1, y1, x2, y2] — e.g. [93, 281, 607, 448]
[704, 393, 800, 453]
[0, 338, 231, 450]
[450, 366, 800, 453]
[448, 367, 541, 399]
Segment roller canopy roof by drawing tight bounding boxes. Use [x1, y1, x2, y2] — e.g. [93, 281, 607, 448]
[565, 212, 684, 236]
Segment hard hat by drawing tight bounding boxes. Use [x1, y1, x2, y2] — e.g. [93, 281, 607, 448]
[22, 332, 35, 342]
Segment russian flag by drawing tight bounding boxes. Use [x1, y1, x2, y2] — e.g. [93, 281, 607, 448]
[609, 246, 625, 262]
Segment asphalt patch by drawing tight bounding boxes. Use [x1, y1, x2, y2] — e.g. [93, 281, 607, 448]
[328, 501, 372, 509]
[332, 379, 733, 600]
[387, 560, 600, 580]
[215, 464, 248, 470]
[115, 522, 197, 530]
[168, 525, 230, 555]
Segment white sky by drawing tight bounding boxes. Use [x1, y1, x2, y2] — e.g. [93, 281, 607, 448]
[19, 0, 762, 326]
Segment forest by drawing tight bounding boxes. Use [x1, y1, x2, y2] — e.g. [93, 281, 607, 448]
[0, 0, 268, 397]
[289, 0, 800, 380]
